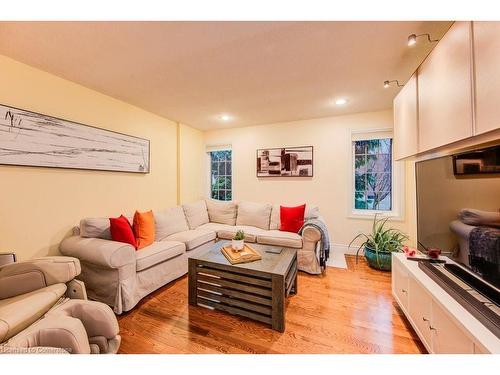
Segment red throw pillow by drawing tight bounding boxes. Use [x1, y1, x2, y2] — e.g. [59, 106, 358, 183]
[280, 204, 306, 233]
[109, 215, 137, 249]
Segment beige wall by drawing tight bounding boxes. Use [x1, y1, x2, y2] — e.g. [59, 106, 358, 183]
[0, 55, 181, 261]
[204, 110, 417, 248]
[178, 123, 205, 204]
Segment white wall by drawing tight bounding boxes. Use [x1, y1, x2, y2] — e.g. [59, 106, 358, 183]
[204, 109, 417, 248]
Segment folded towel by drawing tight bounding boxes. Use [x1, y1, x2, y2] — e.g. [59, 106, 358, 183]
[458, 208, 500, 228]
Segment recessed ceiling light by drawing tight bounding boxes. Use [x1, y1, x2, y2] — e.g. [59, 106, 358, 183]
[219, 114, 232, 121]
[335, 98, 348, 106]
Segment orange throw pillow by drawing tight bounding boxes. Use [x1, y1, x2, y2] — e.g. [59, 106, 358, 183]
[133, 210, 155, 249]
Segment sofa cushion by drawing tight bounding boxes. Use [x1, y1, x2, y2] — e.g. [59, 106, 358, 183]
[0, 283, 67, 342]
[305, 205, 320, 220]
[166, 229, 216, 251]
[236, 201, 272, 230]
[280, 204, 306, 233]
[183, 200, 210, 229]
[135, 241, 185, 271]
[133, 210, 155, 249]
[270, 204, 320, 230]
[80, 217, 112, 240]
[257, 230, 303, 249]
[205, 199, 237, 225]
[154, 206, 190, 240]
[216, 225, 266, 243]
[197, 222, 234, 231]
[270, 205, 280, 230]
[109, 215, 137, 249]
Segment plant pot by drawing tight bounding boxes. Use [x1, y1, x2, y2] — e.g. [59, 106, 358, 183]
[364, 246, 392, 271]
[231, 239, 244, 251]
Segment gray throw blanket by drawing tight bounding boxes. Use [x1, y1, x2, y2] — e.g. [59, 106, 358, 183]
[469, 226, 500, 264]
[469, 226, 500, 283]
[299, 218, 330, 270]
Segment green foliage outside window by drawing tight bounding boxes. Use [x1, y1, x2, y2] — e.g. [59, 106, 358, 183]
[354, 139, 392, 211]
[210, 150, 232, 201]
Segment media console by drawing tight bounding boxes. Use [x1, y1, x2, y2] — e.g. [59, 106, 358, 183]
[392, 253, 500, 353]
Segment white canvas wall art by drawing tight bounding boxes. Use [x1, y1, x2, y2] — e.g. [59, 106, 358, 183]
[0, 103, 150, 173]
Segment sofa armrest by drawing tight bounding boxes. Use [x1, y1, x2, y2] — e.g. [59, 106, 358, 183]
[60, 236, 136, 270]
[0, 257, 80, 299]
[302, 226, 321, 247]
[450, 219, 475, 240]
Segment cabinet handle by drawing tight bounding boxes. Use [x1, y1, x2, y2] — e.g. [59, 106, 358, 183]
[401, 289, 407, 293]
[429, 326, 437, 331]
[422, 317, 429, 322]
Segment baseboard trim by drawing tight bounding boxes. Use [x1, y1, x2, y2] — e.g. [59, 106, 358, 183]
[330, 243, 359, 255]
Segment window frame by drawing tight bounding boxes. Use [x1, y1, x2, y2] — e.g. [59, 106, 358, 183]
[206, 146, 233, 201]
[348, 128, 404, 220]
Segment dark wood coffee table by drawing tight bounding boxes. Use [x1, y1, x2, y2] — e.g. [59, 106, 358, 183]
[188, 241, 297, 332]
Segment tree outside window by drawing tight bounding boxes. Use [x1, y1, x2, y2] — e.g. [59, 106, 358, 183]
[210, 150, 232, 201]
[354, 138, 392, 211]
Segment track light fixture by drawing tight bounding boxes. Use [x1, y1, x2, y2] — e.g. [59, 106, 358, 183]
[407, 33, 439, 46]
[383, 80, 403, 89]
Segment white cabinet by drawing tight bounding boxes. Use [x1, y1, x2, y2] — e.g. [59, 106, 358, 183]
[392, 21, 500, 158]
[408, 277, 433, 349]
[393, 73, 418, 160]
[392, 259, 409, 310]
[472, 21, 500, 135]
[391, 254, 498, 353]
[418, 21, 473, 152]
[431, 300, 474, 353]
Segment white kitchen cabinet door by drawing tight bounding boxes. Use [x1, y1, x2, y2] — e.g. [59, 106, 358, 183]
[431, 300, 474, 353]
[472, 21, 500, 135]
[392, 258, 409, 311]
[408, 278, 433, 350]
[393, 73, 418, 160]
[418, 22, 473, 152]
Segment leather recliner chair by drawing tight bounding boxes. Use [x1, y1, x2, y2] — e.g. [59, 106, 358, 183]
[0, 256, 120, 354]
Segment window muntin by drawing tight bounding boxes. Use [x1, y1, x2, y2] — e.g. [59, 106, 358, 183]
[210, 150, 232, 201]
[353, 138, 392, 211]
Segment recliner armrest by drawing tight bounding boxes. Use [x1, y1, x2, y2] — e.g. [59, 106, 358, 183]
[0, 257, 80, 299]
[4, 314, 91, 354]
[60, 236, 136, 270]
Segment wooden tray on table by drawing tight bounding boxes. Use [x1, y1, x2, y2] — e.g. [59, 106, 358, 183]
[220, 243, 262, 264]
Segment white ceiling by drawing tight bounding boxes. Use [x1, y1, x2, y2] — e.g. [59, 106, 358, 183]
[0, 21, 452, 130]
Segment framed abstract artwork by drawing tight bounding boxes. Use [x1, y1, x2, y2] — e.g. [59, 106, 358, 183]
[0, 103, 150, 173]
[256, 146, 313, 177]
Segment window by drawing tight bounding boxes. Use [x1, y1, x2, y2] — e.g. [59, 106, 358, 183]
[209, 150, 232, 201]
[353, 137, 393, 211]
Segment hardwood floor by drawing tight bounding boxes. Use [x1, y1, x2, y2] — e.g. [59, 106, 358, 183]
[117, 255, 426, 354]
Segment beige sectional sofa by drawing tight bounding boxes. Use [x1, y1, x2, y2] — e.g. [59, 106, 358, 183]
[60, 200, 323, 314]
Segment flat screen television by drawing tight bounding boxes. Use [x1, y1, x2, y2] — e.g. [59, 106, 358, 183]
[416, 146, 500, 288]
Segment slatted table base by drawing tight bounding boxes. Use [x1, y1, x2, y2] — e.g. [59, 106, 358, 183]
[188, 257, 297, 332]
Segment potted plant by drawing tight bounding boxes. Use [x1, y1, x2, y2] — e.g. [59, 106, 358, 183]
[232, 230, 245, 251]
[348, 215, 409, 271]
